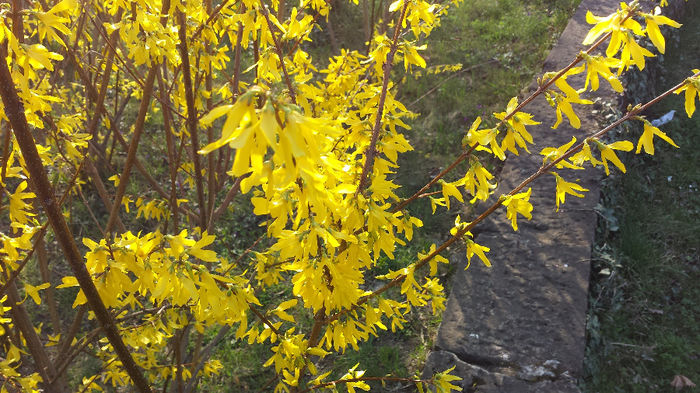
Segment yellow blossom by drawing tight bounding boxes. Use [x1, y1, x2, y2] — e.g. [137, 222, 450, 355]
[636, 120, 679, 155]
[552, 172, 589, 211]
[595, 140, 634, 175]
[674, 70, 700, 117]
[502, 188, 533, 231]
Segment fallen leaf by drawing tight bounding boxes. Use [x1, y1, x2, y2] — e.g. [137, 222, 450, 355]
[671, 375, 696, 390]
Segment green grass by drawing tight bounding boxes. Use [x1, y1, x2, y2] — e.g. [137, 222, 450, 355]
[332, 338, 408, 383]
[398, 0, 580, 158]
[396, 0, 581, 233]
[201, 337, 277, 392]
[582, 7, 700, 391]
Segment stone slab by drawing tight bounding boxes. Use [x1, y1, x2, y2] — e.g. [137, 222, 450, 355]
[423, 0, 622, 391]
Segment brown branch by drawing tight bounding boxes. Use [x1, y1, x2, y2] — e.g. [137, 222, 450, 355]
[85, 45, 116, 142]
[5, 282, 67, 392]
[183, 325, 231, 393]
[207, 175, 245, 231]
[307, 308, 325, 348]
[55, 305, 87, 367]
[177, 10, 208, 229]
[10, 0, 23, 44]
[76, 183, 107, 236]
[52, 316, 103, 385]
[205, 0, 217, 228]
[0, 42, 153, 393]
[1, 122, 11, 183]
[227, 234, 265, 277]
[36, 236, 62, 336]
[102, 0, 173, 236]
[103, 67, 158, 234]
[249, 304, 281, 336]
[84, 153, 127, 232]
[356, 0, 410, 194]
[174, 327, 186, 393]
[158, 65, 181, 234]
[217, 19, 244, 185]
[392, 147, 475, 213]
[0, 157, 85, 299]
[328, 71, 699, 325]
[259, 4, 297, 104]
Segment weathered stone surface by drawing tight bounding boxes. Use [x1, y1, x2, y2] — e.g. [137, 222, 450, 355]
[423, 350, 580, 393]
[423, 0, 623, 391]
[423, 0, 691, 391]
[423, 350, 505, 391]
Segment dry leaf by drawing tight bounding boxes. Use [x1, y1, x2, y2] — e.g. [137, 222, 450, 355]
[671, 375, 696, 390]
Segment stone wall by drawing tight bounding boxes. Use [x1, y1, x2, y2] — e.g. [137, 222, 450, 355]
[421, 1, 689, 392]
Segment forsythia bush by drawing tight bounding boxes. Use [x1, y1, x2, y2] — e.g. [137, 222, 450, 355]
[0, 0, 697, 391]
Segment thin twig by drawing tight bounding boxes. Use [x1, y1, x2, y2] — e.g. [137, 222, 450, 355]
[259, 4, 298, 104]
[178, 10, 208, 228]
[327, 71, 698, 324]
[407, 59, 499, 108]
[356, 0, 411, 194]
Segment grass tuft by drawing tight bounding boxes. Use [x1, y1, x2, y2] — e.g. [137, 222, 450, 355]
[582, 6, 700, 391]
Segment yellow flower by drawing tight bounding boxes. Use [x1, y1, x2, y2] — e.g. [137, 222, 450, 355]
[618, 30, 655, 71]
[418, 244, 449, 276]
[9, 181, 36, 229]
[552, 172, 589, 211]
[580, 53, 623, 92]
[460, 158, 495, 203]
[464, 117, 506, 160]
[674, 70, 700, 117]
[495, 97, 540, 152]
[466, 239, 491, 268]
[570, 138, 602, 167]
[433, 366, 463, 393]
[594, 140, 634, 175]
[641, 11, 681, 54]
[636, 120, 679, 155]
[540, 68, 592, 129]
[546, 91, 592, 129]
[541, 136, 583, 169]
[439, 180, 464, 210]
[583, 4, 643, 58]
[502, 188, 533, 231]
[23, 283, 51, 305]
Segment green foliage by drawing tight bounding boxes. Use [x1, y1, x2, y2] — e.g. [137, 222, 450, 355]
[400, 0, 581, 159]
[583, 11, 700, 390]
